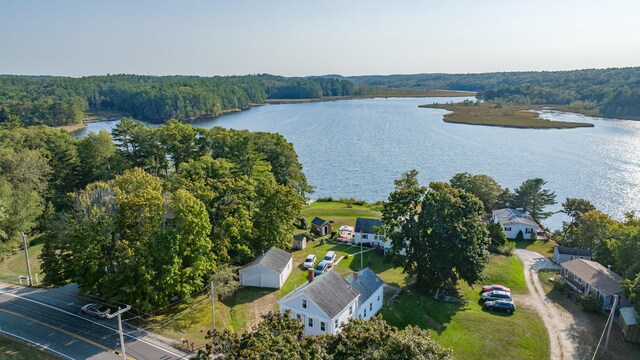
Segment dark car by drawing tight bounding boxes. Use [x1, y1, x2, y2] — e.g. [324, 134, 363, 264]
[483, 300, 516, 314]
[480, 284, 511, 294]
[314, 260, 330, 276]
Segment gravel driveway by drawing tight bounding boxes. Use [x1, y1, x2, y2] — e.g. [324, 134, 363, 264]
[515, 249, 578, 360]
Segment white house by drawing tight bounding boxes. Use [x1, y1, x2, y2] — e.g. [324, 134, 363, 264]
[278, 270, 360, 335]
[552, 246, 591, 264]
[239, 247, 293, 289]
[346, 268, 384, 320]
[354, 218, 389, 249]
[490, 208, 544, 240]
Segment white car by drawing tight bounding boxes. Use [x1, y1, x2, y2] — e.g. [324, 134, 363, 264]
[81, 303, 111, 318]
[303, 254, 317, 268]
[323, 251, 336, 264]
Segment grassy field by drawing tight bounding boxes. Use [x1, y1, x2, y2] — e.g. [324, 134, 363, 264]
[0, 334, 59, 360]
[381, 254, 549, 360]
[0, 242, 44, 285]
[301, 200, 381, 230]
[420, 102, 594, 129]
[515, 239, 557, 258]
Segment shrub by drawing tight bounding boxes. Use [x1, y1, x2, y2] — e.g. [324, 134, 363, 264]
[316, 197, 333, 202]
[580, 294, 603, 313]
[515, 230, 524, 241]
[495, 241, 516, 256]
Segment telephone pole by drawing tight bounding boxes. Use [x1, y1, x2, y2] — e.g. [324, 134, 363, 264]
[107, 305, 131, 359]
[210, 281, 215, 337]
[604, 295, 619, 352]
[21, 233, 33, 287]
[359, 231, 363, 270]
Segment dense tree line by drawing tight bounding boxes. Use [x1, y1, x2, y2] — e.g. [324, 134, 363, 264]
[0, 74, 356, 126]
[343, 67, 640, 119]
[0, 120, 308, 310]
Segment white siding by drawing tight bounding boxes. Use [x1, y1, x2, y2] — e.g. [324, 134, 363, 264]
[239, 263, 288, 289]
[279, 292, 334, 335]
[354, 233, 390, 249]
[501, 223, 537, 240]
[356, 286, 384, 320]
[331, 298, 359, 334]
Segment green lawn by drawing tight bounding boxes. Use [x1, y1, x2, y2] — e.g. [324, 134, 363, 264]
[302, 201, 382, 230]
[0, 242, 44, 285]
[0, 334, 59, 360]
[381, 255, 549, 360]
[515, 239, 557, 258]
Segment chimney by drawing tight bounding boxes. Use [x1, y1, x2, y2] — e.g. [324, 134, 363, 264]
[353, 271, 358, 281]
[308, 268, 315, 283]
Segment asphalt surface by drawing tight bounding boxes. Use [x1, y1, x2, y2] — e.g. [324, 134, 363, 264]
[0, 283, 191, 360]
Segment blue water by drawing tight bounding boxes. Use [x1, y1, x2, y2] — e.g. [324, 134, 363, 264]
[74, 97, 640, 229]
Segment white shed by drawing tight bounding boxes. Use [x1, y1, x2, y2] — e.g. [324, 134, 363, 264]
[239, 247, 293, 289]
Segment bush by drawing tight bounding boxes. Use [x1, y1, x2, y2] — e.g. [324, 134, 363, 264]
[515, 230, 524, 241]
[316, 197, 333, 202]
[495, 241, 516, 256]
[580, 294, 603, 313]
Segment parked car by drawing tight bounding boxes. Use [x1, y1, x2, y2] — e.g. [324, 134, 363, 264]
[483, 299, 516, 314]
[314, 260, 330, 276]
[303, 254, 317, 269]
[323, 251, 336, 264]
[81, 303, 111, 318]
[480, 284, 511, 294]
[481, 290, 512, 302]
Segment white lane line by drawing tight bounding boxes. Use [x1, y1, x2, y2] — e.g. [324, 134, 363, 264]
[0, 289, 189, 360]
[0, 328, 77, 360]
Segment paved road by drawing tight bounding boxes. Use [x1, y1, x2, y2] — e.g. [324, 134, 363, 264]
[0, 283, 191, 360]
[515, 249, 577, 360]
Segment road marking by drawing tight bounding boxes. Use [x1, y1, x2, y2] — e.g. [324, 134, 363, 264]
[0, 328, 76, 360]
[0, 289, 189, 359]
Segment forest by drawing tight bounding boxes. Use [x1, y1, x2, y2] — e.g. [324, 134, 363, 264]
[0, 120, 309, 310]
[344, 67, 640, 119]
[0, 74, 356, 126]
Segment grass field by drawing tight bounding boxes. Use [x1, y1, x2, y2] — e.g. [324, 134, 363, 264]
[0, 242, 44, 285]
[381, 254, 549, 360]
[421, 102, 594, 129]
[0, 334, 58, 360]
[515, 239, 557, 258]
[301, 201, 382, 230]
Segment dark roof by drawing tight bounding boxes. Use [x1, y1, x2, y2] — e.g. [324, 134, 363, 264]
[355, 218, 384, 234]
[562, 259, 624, 295]
[293, 234, 307, 241]
[492, 208, 539, 227]
[280, 270, 359, 318]
[347, 268, 384, 307]
[556, 246, 591, 257]
[311, 217, 328, 227]
[243, 247, 292, 273]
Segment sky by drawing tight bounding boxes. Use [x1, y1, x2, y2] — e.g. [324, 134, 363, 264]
[1, 0, 639, 77]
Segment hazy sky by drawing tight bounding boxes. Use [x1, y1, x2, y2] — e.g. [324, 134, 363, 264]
[1, 0, 639, 77]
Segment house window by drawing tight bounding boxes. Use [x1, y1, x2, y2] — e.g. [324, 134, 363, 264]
[525, 228, 533, 234]
[349, 305, 353, 316]
[369, 303, 373, 311]
[362, 234, 368, 239]
[504, 227, 511, 231]
[302, 299, 307, 309]
[377, 295, 380, 302]
[574, 275, 582, 284]
[364, 309, 367, 318]
[296, 314, 301, 321]
[570, 256, 575, 260]
[308, 317, 313, 327]
[320, 322, 326, 332]
[334, 319, 338, 329]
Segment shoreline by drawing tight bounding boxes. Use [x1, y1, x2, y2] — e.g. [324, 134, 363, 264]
[265, 91, 475, 104]
[420, 103, 595, 129]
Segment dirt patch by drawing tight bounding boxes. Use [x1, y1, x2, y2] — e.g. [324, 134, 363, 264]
[242, 291, 277, 331]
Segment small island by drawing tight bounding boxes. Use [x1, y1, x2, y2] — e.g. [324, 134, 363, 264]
[420, 102, 594, 129]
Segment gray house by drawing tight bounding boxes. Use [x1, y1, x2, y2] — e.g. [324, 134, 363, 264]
[552, 246, 591, 264]
[561, 258, 624, 310]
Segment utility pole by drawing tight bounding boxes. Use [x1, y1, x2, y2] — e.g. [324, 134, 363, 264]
[21, 233, 33, 287]
[360, 231, 363, 270]
[210, 281, 215, 337]
[107, 305, 131, 359]
[604, 295, 619, 352]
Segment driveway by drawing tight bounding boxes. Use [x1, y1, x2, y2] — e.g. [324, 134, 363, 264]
[515, 249, 577, 360]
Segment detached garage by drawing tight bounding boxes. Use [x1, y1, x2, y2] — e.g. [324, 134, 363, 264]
[239, 247, 293, 289]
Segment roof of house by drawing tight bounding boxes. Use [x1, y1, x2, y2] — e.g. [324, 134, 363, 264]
[311, 217, 328, 227]
[347, 268, 384, 307]
[562, 259, 624, 295]
[280, 270, 360, 318]
[242, 247, 292, 273]
[355, 217, 384, 234]
[555, 246, 591, 257]
[492, 208, 539, 227]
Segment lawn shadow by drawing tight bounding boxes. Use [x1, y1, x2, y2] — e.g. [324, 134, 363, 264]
[226, 287, 278, 307]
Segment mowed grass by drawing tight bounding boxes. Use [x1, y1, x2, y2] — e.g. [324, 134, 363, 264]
[421, 102, 593, 129]
[0, 334, 58, 360]
[0, 242, 44, 285]
[302, 201, 382, 230]
[381, 254, 549, 360]
[515, 239, 558, 258]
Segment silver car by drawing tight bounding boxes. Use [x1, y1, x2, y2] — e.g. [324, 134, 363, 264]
[81, 303, 111, 318]
[481, 290, 512, 303]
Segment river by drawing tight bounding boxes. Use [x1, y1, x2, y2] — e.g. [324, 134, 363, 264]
[73, 97, 640, 229]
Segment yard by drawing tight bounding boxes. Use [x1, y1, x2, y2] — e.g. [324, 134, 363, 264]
[381, 254, 549, 360]
[515, 239, 557, 258]
[301, 200, 382, 231]
[0, 240, 44, 285]
[538, 269, 640, 359]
